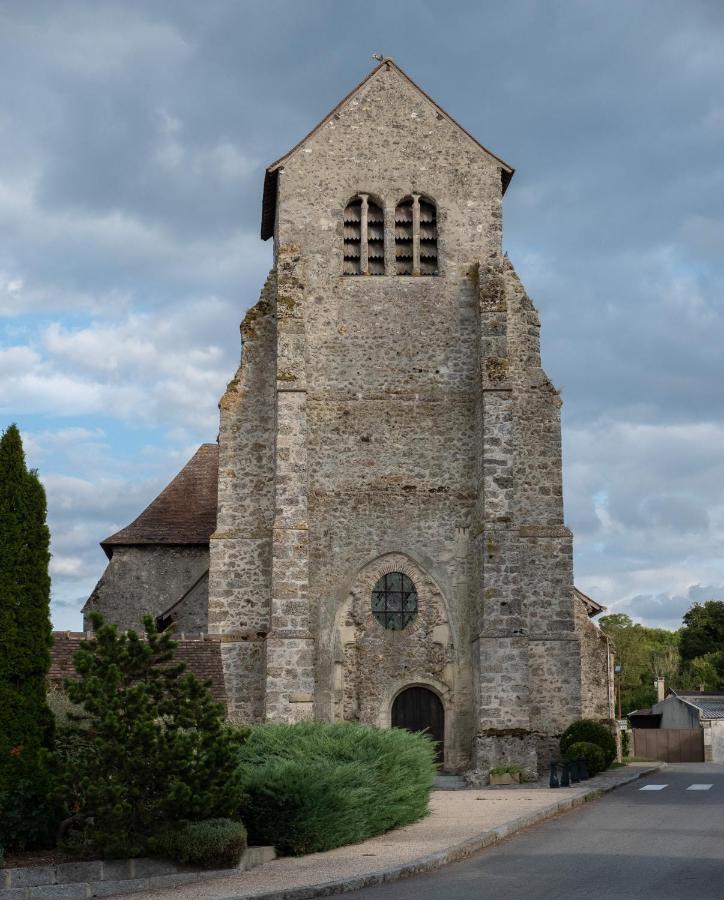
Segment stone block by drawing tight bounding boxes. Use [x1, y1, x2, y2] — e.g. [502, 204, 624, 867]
[88, 879, 146, 898]
[97, 861, 132, 883]
[0, 890, 28, 900]
[6, 867, 55, 888]
[129, 859, 177, 879]
[28, 885, 89, 900]
[55, 864, 102, 885]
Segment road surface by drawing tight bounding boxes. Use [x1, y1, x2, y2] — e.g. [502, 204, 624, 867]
[329, 763, 724, 900]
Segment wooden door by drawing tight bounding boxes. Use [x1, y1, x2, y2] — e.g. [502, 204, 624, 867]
[391, 686, 444, 764]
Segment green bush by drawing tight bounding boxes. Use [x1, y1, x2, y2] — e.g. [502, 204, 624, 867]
[236, 722, 436, 855]
[489, 763, 523, 776]
[560, 719, 616, 768]
[565, 741, 606, 775]
[149, 819, 247, 869]
[60, 614, 246, 858]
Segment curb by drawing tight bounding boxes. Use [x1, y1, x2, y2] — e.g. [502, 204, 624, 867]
[224, 764, 663, 900]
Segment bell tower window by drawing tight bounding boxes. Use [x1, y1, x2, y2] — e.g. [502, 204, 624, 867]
[395, 194, 438, 276]
[343, 194, 385, 275]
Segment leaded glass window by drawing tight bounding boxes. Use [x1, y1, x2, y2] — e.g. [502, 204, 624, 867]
[371, 572, 418, 630]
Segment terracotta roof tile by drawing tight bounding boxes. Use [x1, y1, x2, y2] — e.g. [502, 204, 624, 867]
[102, 444, 218, 553]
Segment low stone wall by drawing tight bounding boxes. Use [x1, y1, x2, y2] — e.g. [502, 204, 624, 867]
[0, 847, 275, 899]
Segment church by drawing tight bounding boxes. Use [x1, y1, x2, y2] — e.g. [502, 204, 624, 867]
[83, 59, 613, 778]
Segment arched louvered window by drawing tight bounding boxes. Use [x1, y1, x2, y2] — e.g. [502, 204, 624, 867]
[395, 194, 438, 276]
[343, 194, 385, 275]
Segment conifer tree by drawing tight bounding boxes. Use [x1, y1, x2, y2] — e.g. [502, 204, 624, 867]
[62, 614, 245, 857]
[0, 423, 55, 848]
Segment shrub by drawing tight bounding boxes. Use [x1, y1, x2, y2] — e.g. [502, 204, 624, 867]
[560, 719, 616, 767]
[236, 722, 436, 855]
[489, 763, 523, 776]
[60, 614, 245, 858]
[149, 819, 247, 869]
[0, 425, 57, 850]
[565, 741, 606, 775]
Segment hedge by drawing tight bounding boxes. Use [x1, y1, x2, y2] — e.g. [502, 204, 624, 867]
[148, 819, 247, 869]
[236, 722, 436, 855]
[565, 740, 606, 775]
[560, 719, 616, 768]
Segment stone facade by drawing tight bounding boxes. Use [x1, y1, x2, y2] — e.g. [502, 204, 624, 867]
[208, 59, 585, 775]
[84, 545, 209, 633]
[87, 60, 614, 777]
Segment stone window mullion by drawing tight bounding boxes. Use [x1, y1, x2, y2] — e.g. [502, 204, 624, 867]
[359, 193, 369, 275]
[412, 193, 421, 276]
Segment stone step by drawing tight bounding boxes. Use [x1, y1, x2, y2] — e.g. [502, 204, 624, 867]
[433, 774, 468, 790]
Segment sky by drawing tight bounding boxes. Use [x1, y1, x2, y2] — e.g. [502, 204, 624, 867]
[1, 0, 723, 632]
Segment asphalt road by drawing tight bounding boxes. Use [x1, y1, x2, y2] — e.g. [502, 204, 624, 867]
[329, 763, 724, 900]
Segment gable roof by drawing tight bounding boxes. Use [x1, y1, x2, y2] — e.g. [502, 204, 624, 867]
[261, 58, 515, 240]
[101, 443, 218, 556]
[668, 689, 724, 720]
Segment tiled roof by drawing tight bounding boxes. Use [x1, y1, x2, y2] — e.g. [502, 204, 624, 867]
[50, 631, 226, 706]
[574, 587, 607, 618]
[674, 691, 724, 720]
[101, 444, 218, 554]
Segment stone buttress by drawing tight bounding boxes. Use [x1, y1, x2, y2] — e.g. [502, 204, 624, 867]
[472, 256, 582, 776]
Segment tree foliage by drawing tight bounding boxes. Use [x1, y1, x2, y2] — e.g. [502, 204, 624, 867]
[0, 423, 56, 849]
[61, 613, 245, 858]
[601, 600, 724, 708]
[599, 613, 681, 714]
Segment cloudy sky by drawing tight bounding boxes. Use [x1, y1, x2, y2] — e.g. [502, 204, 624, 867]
[2, 0, 723, 631]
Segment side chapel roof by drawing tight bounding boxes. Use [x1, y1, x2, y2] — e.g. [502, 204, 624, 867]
[261, 57, 516, 240]
[574, 587, 607, 618]
[101, 443, 218, 557]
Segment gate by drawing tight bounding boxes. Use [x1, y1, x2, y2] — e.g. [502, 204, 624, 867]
[391, 686, 444, 764]
[633, 728, 704, 762]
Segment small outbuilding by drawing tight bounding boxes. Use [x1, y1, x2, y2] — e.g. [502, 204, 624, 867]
[629, 689, 724, 763]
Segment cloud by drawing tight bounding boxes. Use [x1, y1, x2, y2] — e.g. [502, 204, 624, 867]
[1, 0, 722, 632]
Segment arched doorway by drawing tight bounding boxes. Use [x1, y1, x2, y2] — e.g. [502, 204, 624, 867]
[391, 686, 444, 765]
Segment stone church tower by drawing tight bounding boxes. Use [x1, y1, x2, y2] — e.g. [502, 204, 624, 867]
[207, 58, 583, 776]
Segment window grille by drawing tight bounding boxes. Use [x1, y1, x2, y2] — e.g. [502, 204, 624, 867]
[395, 195, 438, 276]
[343, 194, 385, 275]
[371, 572, 418, 630]
[343, 197, 362, 275]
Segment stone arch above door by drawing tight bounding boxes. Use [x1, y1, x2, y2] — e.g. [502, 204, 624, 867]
[333, 551, 455, 728]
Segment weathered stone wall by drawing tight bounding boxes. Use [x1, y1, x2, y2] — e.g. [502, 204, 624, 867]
[84, 545, 208, 632]
[270, 62, 500, 743]
[207, 272, 277, 723]
[472, 256, 581, 776]
[209, 62, 583, 773]
[575, 599, 614, 721]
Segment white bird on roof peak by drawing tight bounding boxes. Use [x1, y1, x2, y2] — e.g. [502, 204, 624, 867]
[372, 53, 384, 62]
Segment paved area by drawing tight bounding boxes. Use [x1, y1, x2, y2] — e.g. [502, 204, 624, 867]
[330, 763, 724, 900]
[112, 763, 659, 900]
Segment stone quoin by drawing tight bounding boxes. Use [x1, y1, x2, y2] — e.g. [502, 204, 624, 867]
[82, 59, 614, 777]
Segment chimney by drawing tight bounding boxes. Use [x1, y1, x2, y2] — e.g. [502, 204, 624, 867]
[655, 677, 665, 702]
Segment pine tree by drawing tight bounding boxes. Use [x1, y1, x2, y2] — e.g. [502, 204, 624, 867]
[0, 423, 56, 848]
[61, 614, 245, 858]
